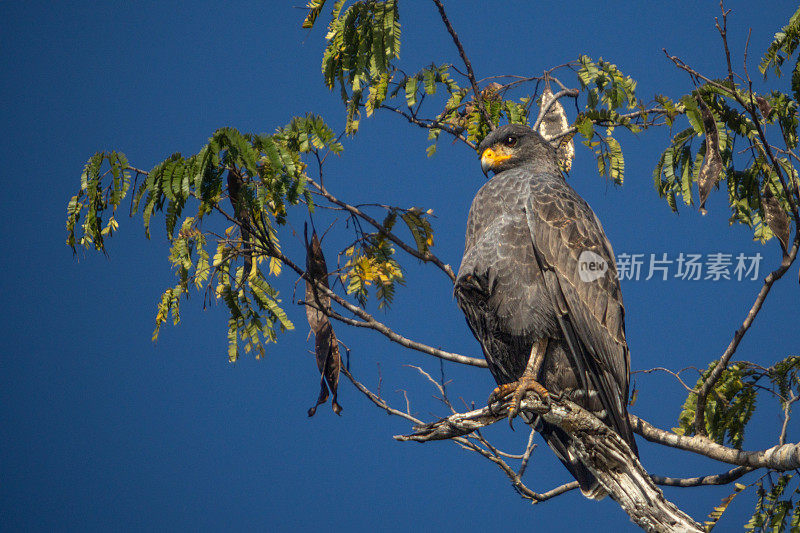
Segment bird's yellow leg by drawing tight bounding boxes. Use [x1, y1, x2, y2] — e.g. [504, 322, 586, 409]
[487, 338, 550, 427]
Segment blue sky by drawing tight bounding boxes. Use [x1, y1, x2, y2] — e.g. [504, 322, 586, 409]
[2, 1, 799, 531]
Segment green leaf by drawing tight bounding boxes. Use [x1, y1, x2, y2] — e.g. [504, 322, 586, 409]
[422, 67, 436, 95]
[576, 114, 595, 140]
[675, 361, 758, 449]
[760, 6, 800, 77]
[301, 0, 328, 29]
[405, 74, 418, 108]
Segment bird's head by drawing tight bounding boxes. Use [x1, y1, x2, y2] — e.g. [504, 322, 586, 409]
[477, 124, 558, 178]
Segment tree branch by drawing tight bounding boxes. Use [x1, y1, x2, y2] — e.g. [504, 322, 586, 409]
[340, 366, 575, 504]
[532, 88, 580, 133]
[631, 414, 800, 471]
[652, 466, 753, 487]
[306, 177, 457, 281]
[691, 241, 798, 435]
[431, 0, 493, 128]
[398, 396, 702, 532]
[380, 105, 473, 147]
[229, 214, 485, 368]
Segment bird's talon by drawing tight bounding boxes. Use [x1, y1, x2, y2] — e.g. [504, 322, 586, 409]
[487, 378, 549, 424]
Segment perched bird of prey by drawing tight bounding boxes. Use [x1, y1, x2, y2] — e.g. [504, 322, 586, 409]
[454, 124, 638, 499]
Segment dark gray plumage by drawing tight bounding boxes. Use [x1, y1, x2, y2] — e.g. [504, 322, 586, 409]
[454, 124, 637, 499]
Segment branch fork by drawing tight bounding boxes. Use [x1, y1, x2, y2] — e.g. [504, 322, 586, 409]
[396, 392, 702, 533]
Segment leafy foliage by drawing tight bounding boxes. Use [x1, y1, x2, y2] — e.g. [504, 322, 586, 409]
[302, 0, 330, 29]
[770, 355, 800, 410]
[676, 355, 800, 453]
[704, 482, 746, 531]
[759, 6, 800, 82]
[745, 474, 799, 533]
[67, 151, 131, 252]
[675, 361, 757, 449]
[67, 116, 344, 360]
[577, 55, 638, 111]
[652, 79, 797, 250]
[648, 22, 800, 248]
[574, 56, 646, 184]
[319, 0, 401, 133]
[340, 209, 408, 308]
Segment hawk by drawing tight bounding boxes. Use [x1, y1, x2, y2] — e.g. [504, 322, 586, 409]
[454, 124, 638, 499]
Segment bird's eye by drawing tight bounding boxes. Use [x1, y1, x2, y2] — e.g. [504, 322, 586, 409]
[503, 136, 517, 148]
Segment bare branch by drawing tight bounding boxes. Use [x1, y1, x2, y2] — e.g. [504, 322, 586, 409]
[341, 366, 571, 504]
[779, 392, 797, 446]
[631, 414, 800, 471]
[380, 105, 473, 147]
[545, 106, 668, 142]
[634, 366, 698, 393]
[652, 466, 753, 487]
[342, 367, 421, 424]
[715, 1, 735, 88]
[431, 0, 493, 128]
[397, 394, 702, 531]
[518, 428, 537, 478]
[326, 303, 485, 367]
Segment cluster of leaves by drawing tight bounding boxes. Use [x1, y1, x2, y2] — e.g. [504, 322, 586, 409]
[653, 89, 733, 213]
[341, 238, 403, 308]
[338, 205, 436, 308]
[675, 361, 758, 449]
[307, 1, 535, 151]
[771, 355, 800, 410]
[674, 352, 799, 530]
[652, 16, 800, 253]
[430, 79, 530, 153]
[67, 115, 344, 361]
[675, 355, 800, 451]
[574, 56, 646, 184]
[309, 0, 400, 134]
[745, 474, 800, 532]
[759, 6, 800, 101]
[66, 152, 130, 251]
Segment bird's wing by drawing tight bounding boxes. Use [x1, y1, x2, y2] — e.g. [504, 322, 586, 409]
[523, 172, 636, 452]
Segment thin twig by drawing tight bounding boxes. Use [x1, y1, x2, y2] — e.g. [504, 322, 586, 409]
[715, 1, 735, 88]
[633, 366, 697, 393]
[341, 366, 566, 503]
[431, 0, 493, 128]
[518, 428, 537, 478]
[779, 392, 797, 446]
[532, 88, 580, 132]
[380, 105, 473, 147]
[306, 176, 457, 281]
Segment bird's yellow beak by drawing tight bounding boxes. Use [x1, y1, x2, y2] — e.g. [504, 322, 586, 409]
[480, 146, 512, 178]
